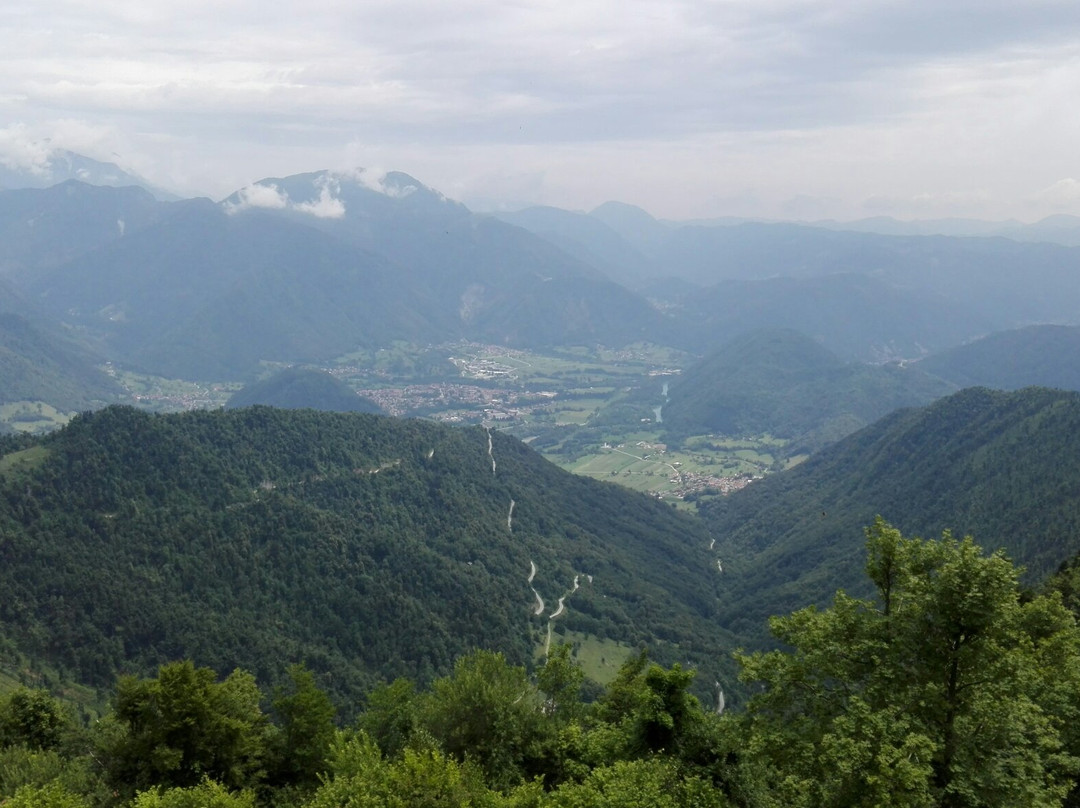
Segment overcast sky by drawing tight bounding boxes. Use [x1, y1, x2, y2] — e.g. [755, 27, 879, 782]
[3, 0, 1080, 221]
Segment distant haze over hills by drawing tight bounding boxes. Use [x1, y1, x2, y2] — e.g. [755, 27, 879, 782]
[0, 155, 1078, 383]
[662, 329, 956, 453]
[0, 148, 177, 201]
[914, 325, 1080, 392]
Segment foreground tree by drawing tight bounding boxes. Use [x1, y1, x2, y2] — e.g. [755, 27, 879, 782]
[106, 661, 269, 798]
[420, 650, 551, 790]
[0, 688, 68, 751]
[738, 518, 1080, 808]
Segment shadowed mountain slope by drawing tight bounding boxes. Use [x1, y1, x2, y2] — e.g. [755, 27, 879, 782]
[0, 312, 121, 410]
[226, 367, 383, 413]
[663, 329, 955, 451]
[916, 325, 1080, 392]
[700, 386, 1080, 639]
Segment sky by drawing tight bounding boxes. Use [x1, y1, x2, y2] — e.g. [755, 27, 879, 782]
[2, 0, 1080, 221]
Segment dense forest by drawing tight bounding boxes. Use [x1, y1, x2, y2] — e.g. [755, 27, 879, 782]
[6, 391, 1080, 805]
[700, 386, 1080, 640]
[4, 523, 1080, 807]
[661, 329, 955, 453]
[0, 406, 733, 706]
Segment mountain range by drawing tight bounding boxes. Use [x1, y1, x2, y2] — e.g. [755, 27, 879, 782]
[0, 162, 1077, 385]
[0, 148, 177, 200]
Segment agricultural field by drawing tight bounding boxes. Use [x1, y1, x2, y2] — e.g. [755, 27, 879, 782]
[0, 444, 50, 481]
[104, 366, 240, 411]
[78, 341, 785, 504]
[0, 401, 73, 433]
[537, 629, 636, 686]
[557, 431, 779, 506]
[330, 341, 786, 503]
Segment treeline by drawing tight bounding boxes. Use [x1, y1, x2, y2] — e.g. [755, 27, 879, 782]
[6, 521, 1080, 807]
[1, 648, 739, 808]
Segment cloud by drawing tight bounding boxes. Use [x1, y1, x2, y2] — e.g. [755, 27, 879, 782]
[223, 182, 290, 214]
[1034, 178, 1080, 207]
[0, 123, 53, 174]
[0, 119, 144, 178]
[224, 175, 346, 218]
[335, 166, 418, 199]
[294, 176, 346, 218]
[6, 2, 1080, 218]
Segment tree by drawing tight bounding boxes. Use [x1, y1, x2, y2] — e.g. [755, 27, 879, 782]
[131, 777, 256, 808]
[420, 650, 549, 790]
[536, 643, 585, 722]
[2, 781, 91, 808]
[107, 661, 269, 797]
[0, 688, 68, 751]
[547, 757, 728, 808]
[357, 677, 420, 759]
[304, 730, 512, 808]
[268, 663, 336, 788]
[590, 650, 705, 761]
[738, 518, 1080, 808]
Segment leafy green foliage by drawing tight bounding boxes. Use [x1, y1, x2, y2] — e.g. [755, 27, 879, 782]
[738, 519, 1080, 807]
[0, 405, 728, 708]
[106, 661, 269, 797]
[131, 778, 256, 808]
[536, 644, 585, 723]
[547, 758, 728, 808]
[0, 688, 67, 750]
[4, 527, 1080, 807]
[701, 387, 1080, 641]
[269, 665, 336, 789]
[305, 730, 504, 808]
[420, 650, 550, 790]
[2, 781, 92, 808]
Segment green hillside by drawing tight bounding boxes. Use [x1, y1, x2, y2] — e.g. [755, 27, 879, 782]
[0, 312, 121, 413]
[662, 329, 955, 452]
[0, 406, 730, 706]
[916, 324, 1080, 391]
[226, 367, 382, 413]
[699, 386, 1080, 639]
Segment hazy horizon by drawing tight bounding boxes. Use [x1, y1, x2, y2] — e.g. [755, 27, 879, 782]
[4, 1, 1080, 222]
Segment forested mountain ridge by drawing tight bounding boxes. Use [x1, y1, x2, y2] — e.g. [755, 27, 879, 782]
[14, 172, 665, 379]
[0, 406, 728, 706]
[915, 324, 1080, 391]
[0, 312, 121, 410]
[662, 329, 956, 451]
[225, 367, 383, 413]
[700, 386, 1080, 638]
[0, 181, 169, 278]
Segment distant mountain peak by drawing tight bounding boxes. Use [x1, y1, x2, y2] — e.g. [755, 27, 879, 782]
[221, 168, 465, 221]
[0, 147, 177, 200]
[589, 200, 658, 221]
[588, 200, 669, 254]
